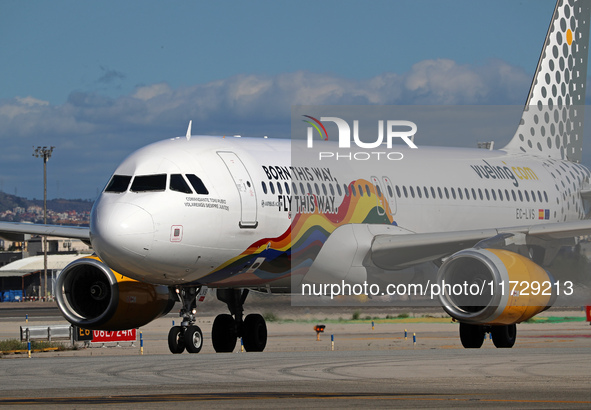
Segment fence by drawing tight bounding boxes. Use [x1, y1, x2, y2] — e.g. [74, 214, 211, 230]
[20, 325, 73, 343]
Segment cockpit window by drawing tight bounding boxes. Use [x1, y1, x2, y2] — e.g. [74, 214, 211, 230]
[186, 174, 209, 195]
[130, 174, 167, 192]
[104, 175, 132, 193]
[170, 174, 193, 194]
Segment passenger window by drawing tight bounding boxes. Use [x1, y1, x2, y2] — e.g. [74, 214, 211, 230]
[170, 174, 193, 194]
[186, 174, 209, 195]
[270, 183, 275, 194]
[131, 174, 167, 192]
[105, 175, 132, 193]
[277, 182, 283, 195]
[409, 186, 415, 198]
[337, 184, 342, 196]
[365, 185, 371, 197]
[396, 186, 402, 198]
[262, 182, 268, 194]
[285, 182, 291, 195]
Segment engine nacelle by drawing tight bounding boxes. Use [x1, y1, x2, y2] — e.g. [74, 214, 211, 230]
[437, 248, 556, 325]
[55, 255, 176, 330]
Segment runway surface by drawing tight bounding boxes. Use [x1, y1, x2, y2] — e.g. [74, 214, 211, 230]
[0, 349, 589, 408]
[1, 302, 590, 409]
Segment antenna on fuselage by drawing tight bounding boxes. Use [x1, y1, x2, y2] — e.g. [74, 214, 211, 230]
[185, 120, 192, 141]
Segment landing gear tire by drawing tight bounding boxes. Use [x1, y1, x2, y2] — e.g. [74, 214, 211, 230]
[184, 325, 203, 354]
[168, 326, 185, 354]
[212, 313, 237, 353]
[243, 313, 267, 352]
[459, 323, 485, 348]
[491, 324, 516, 348]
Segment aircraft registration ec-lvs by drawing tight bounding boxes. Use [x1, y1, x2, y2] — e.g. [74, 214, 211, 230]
[2, 0, 591, 353]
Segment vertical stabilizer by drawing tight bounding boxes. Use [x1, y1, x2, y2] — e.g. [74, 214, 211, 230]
[504, 0, 591, 162]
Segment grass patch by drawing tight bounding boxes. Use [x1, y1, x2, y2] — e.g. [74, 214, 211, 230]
[0, 339, 68, 353]
[523, 316, 586, 324]
[263, 311, 279, 322]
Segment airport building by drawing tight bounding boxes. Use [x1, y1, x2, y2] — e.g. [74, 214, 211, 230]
[0, 236, 91, 301]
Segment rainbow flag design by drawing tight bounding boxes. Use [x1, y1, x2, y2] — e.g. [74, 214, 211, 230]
[202, 179, 396, 286]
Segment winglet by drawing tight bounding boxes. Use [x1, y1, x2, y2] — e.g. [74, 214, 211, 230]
[186, 120, 192, 141]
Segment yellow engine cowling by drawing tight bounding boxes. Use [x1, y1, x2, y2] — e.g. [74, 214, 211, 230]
[55, 255, 176, 330]
[436, 248, 556, 325]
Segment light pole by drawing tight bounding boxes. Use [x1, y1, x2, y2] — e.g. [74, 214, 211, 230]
[33, 146, 55, 301]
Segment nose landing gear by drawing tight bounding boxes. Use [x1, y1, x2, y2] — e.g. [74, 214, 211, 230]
[167, 286, 206, 354]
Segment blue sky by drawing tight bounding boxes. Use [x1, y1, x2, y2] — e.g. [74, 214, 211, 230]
[0, 0, 582, 200]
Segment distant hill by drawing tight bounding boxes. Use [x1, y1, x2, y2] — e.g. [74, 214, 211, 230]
[0, 192, 93, 214]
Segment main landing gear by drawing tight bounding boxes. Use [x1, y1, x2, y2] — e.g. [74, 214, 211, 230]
[212, 289, 267, 353]
[168, 287, 204, 354]
[459, 323, 517, 348]
[166, 287, 267, 354]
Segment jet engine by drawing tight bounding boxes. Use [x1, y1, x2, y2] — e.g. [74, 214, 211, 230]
[437, 248, 556, 325]
[55, 255, 176, 330]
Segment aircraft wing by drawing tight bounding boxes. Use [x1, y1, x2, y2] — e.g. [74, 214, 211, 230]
[0, 221, 90, 242]
[370, 219, 591, 270]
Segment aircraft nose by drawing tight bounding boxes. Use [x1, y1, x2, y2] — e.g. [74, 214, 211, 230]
[91, 200, 155, 265]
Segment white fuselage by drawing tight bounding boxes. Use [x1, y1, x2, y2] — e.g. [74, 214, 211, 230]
[89, 136, 590, 287]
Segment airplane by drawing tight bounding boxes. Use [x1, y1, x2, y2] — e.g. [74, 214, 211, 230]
[1, 0, 591, 353]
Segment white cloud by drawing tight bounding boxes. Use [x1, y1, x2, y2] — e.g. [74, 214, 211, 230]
[15, 96, 50, 106]
[0, 96, 50, 120]
[0, 58, 536, 199]
[132, 83, 172, 101]
[0, 59, 535, 145]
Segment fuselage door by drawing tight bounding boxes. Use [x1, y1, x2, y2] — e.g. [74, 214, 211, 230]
[217, 151, 258, 228]
[370, 176, 386, 216]
[381, 176, 397, 215]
